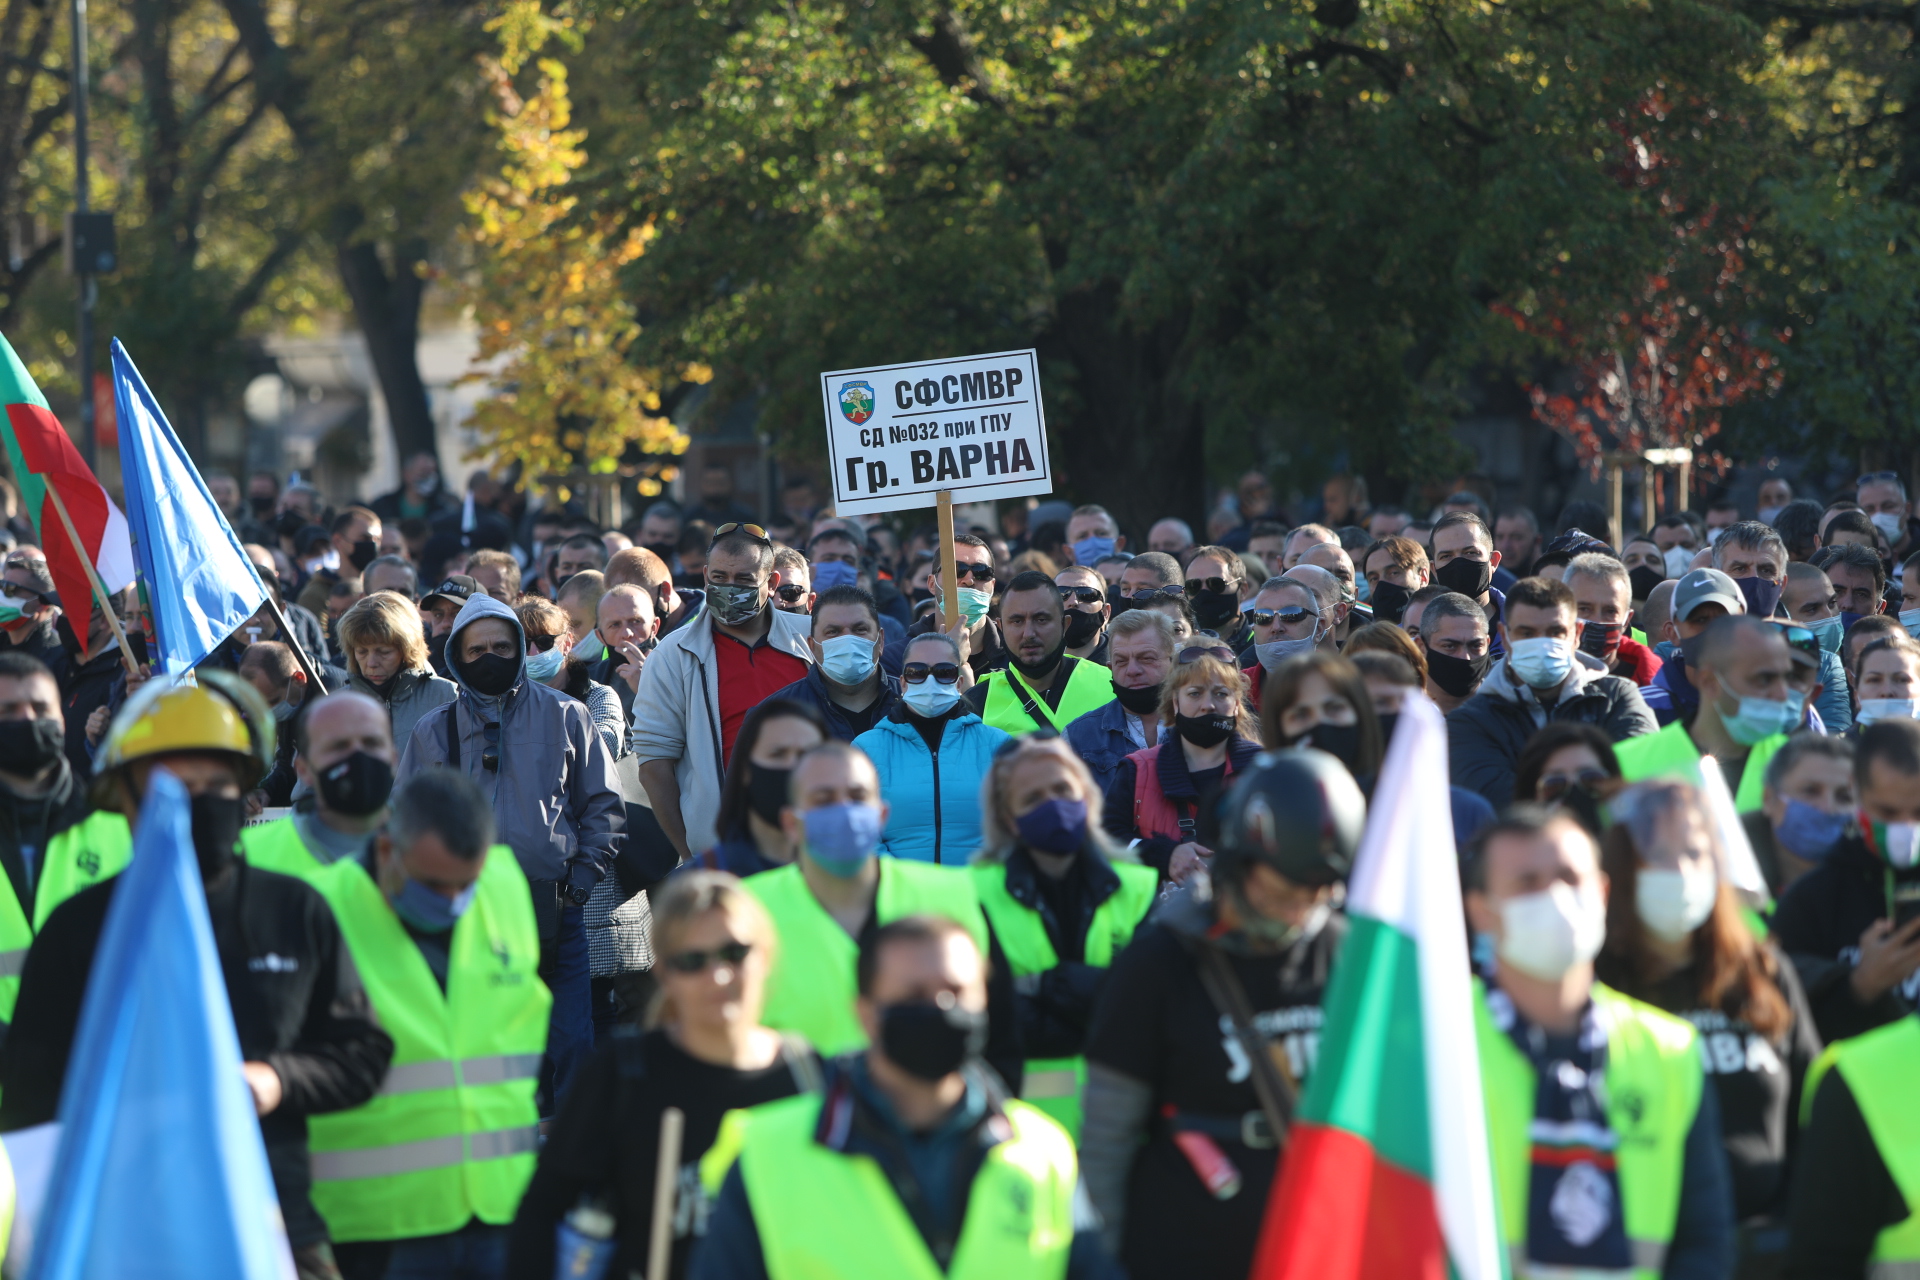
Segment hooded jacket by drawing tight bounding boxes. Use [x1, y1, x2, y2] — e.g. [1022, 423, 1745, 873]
[628, 598, 813, 855]
[1447, 649, 1658, 807]
[396, 593, 625, 937]
[348, 666, 457, 750]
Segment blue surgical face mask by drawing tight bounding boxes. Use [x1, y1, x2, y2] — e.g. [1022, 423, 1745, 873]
[1255, 634, 1318, 672]
[1016, 798, 1088, 855]
[1900, 607, 1920, 640]
[1758, 505, 1786, 526]
[818, 633, 877, 686]
[524, 642, 567, 682]
[1719, 692, 1797, 745]
[1808, 613, 1845, 653]
[1507, 635, 1576, 691]
[902, 676, 962, 719]
[811, 559, 859, 592]
[1857, 698, 1919, 727]
[1775, 798, 1848, 862]
[1784, 688, 1807, 725]
[803, 801, 883, 877]
[392, 877, 477, 932]
[957, 586, 993, 626]
[1072, 535, 1116, 567]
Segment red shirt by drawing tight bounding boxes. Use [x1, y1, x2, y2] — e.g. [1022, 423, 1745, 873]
[715, 629, 809, 766]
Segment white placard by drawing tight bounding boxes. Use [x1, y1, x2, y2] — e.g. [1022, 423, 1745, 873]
[819, 349, 1053, 516]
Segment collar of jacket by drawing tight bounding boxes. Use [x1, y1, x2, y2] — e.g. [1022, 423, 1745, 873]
[353, 667, 430, 704]
[0, 753, 77, 822]
[1154, 734, 1260, 797]
[810, 1056, 1012, 1154]
[1002, 844, 1121, 916]
[809, 663, 899, 703]
[684, 600, 813, 664]
[882, 699, 972, 729]
[1481, 648, 1610, 707]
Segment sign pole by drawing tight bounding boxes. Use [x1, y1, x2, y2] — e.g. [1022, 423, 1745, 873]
[937, 489, 960, 630]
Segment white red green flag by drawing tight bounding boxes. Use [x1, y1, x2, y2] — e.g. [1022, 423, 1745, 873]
[1250, 693, 1505, 1280]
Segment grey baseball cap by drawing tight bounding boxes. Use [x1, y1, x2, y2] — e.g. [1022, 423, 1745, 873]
[1673, 568, 1744, 622]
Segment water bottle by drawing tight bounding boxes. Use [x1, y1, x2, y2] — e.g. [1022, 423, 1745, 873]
[554, 1195, 617, 1280]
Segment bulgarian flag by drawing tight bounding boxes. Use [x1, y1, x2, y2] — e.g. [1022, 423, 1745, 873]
[0, 331, 136, 655]
[1250, 693, 1506, 1280]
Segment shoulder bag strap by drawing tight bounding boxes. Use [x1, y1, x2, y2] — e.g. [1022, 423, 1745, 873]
[1005, 669, 1059, 732]
[780, 1033, 824, 1095]
[1191, 941, 1297, 1147]
[444, 700, 460, 770]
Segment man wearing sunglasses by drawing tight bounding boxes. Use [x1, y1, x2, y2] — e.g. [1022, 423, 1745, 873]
[1241, 579, 1324, 706]
[966, 572, 1117, 736]
[907, 531, 1009, 680]
[1183, 544, 1249, 643]
[397, 589, 625, 1111]
[1055, 565, 1112, 664]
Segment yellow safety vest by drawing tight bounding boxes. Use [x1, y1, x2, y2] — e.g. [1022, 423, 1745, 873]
[738, 1091, 1076, 1280]
[239, 816, 332, 881]
[0, 812, 134, 1021]
[744, 860, 988, 1057]
[306, 846, 550, 1243]
[968, 858, 1156, 1137]
[1613, 720, 1784, 814]
[1476, 982, 1702, 1280]
[1801, 1015, 1920, 1273]
[978, 657, 1114, 736]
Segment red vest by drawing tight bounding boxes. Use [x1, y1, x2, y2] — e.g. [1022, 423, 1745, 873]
[1128, 743, 1251, 844]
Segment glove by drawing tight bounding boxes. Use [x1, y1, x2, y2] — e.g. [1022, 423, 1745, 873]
[560, 860, 598, 906]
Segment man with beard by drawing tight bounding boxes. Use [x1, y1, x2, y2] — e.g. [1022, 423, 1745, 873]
[966, 572, 1116, 736]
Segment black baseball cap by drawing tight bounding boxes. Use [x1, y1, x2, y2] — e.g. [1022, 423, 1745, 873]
[422, 575, 484, 609]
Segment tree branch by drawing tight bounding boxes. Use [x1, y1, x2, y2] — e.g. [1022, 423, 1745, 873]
[225, 227, 306, 322]
[905, 10, 1003, 106]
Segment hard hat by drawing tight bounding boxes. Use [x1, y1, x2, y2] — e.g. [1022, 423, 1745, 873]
[1213, 749, 1366, 888]
[99, 669, 275, 787]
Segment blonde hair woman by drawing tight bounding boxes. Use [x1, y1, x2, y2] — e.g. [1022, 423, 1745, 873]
[969, 735, 1154, 1138]
[509, 871, 819, 1280]
[1100, 642, 1262, 885]
[336, 590, 455, 747]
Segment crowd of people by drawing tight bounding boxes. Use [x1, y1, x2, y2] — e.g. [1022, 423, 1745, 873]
[1, 453, 1918, 1280]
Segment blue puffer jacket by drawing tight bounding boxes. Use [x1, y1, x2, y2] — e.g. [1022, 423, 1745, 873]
[855, 707, 1011, 865]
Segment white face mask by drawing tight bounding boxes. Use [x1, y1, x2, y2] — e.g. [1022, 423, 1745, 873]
[1663, 547, 1695, 579]
[1635, 866, 1718, 942]
[1857, 699, 1920, 727]
[1496, 882, 1605, 981]
[1507, 635, 1576, 691]
[1872, 511, 1906, 544]
[1880, 822, 1920, 869]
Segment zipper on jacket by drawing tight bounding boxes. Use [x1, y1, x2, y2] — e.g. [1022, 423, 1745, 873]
[930, 738, 942, 864]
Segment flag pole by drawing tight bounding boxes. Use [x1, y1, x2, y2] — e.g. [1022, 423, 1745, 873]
[257, 593, 328, 696]
[44, 482, 136, 678]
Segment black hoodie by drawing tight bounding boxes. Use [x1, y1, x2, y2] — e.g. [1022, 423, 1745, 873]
[1772, 830, 1920, 1043]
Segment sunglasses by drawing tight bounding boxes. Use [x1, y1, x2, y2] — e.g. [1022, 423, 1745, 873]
[1063, 586, 1105, 606]
[1858, 471, 1903, 487]
[526, 632, 562, 653]
[1177, 645, 1236, 664]
[950, 562, 996, 584]
[482, 721, 502, 772]
[1538, 768, 1610, 803]
[662, 941, 753, 974]
[774, 584, 809, 603]
[1127, 586, 1186, 604]
[1248, 607, 1316, 628]
[711, 522, 773, 548]
[903, 661, 962, 686]
[1185, 577, 1233, 596]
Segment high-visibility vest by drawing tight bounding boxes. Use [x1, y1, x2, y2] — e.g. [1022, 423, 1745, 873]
[306, 846, 550, 1243]
[744, 860, 988, 1057]
[738, 1091, 1076, 1280]
[1801, 1014, 1920, 1272]
[1476, 982, 1702, 1279]
[969, 858, 1156, 1137]
[239, 816, 332, 880]
[0, 812, 134, 1021]
[1613, 719, 1784, 813]
[978, 657, 1115, 736]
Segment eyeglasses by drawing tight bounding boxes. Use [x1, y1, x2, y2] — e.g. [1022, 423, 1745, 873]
[1177, 645, 1236, 664]
[527, 633, 562, 653]
[1063, 586, 1105, 605]
[1538, 768, 1610, 803]
[1185, 577, 1233, 596]
[950, 562, 995, 584]
[482, 721, 501, 772]
[903, 661, 962, 686]
[711, 522, 773, 547]
[774, 584, 809, 603]
[662, 941, 753, 973]
[1127, 586, 1185, 604]
[1248, 606, 1316, 628]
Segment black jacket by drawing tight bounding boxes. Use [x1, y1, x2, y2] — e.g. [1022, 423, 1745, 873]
[991, 847, 1133, 1061]
[1786, 1060, 1910, 1278]
[765, 667, 900, 743]
[1772, 833, 1920, 1044]
[1447, 652, 1658, 807]
[0, 857, 393, 1247]
[0, 759, 91, 924]
[50, 644, 126, 782]
[1101, 735, 1262, 876]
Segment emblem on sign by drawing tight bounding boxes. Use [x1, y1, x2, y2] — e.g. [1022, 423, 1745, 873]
[838, 380, 876, 425]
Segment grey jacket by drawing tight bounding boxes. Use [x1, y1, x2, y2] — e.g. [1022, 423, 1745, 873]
[628, 600, 814, 854]
[397, 593, 625, 932]
[349, 667, 457, 749]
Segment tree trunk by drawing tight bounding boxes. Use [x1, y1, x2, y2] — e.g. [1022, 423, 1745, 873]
[335, 234, 438, 470]
[1037, 283, 1207, 542]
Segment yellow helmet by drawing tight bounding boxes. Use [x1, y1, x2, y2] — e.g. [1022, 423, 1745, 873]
[98, 669, 276, 787]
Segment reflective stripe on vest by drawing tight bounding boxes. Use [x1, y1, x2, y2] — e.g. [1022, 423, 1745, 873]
[969, 859, 1157, 1137]
[0, 950, 25, 980]
[1613, 721, 1784, 814]
[1816, 1014, 1920, 1267]
[306, 846, 550, 1244]
[980, 658, 1114, 736]
[0, 812, 134, 1023]
[1476, 982, 1702, 1280]
[739, 1092, 1077, 1280]
[746, 860, 988, 1057]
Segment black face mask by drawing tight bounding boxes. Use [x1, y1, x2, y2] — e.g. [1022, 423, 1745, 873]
[459, 651, 520, 697]
[1175, 711, 1237, 749]
[316, 750, 393, 817]
[1369, 580, 1412, 626]
[0, 719, 64, 777]
[276, 509, 308, 540]
[1375, 712, 1399, 747]
[1063, 608, 1104, 648]
[190, 791, 245, 880]
[747, 762, 791, 828]
[1425, 646, 1491, 699]
[1627, 565, 1665, 602]
[1679, 631, 1708, 670]
[249, 495, 277, 518]
[1009, 632, 1068, 681]
[1283, 720, 1364, 772]
[348, 538, 379, 572]
[1191, 590, 1241, 630]
[878, 1000, 987, 1082]
[1434, 556, 1492, 599]
[1111, 678, 1162, 715]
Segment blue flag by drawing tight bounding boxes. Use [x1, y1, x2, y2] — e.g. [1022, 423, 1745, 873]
[111, 340, 268, 674]
[26, 770, 294, 1280]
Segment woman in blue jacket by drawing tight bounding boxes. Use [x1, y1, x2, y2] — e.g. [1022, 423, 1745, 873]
[855, 631, 1011, 864]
